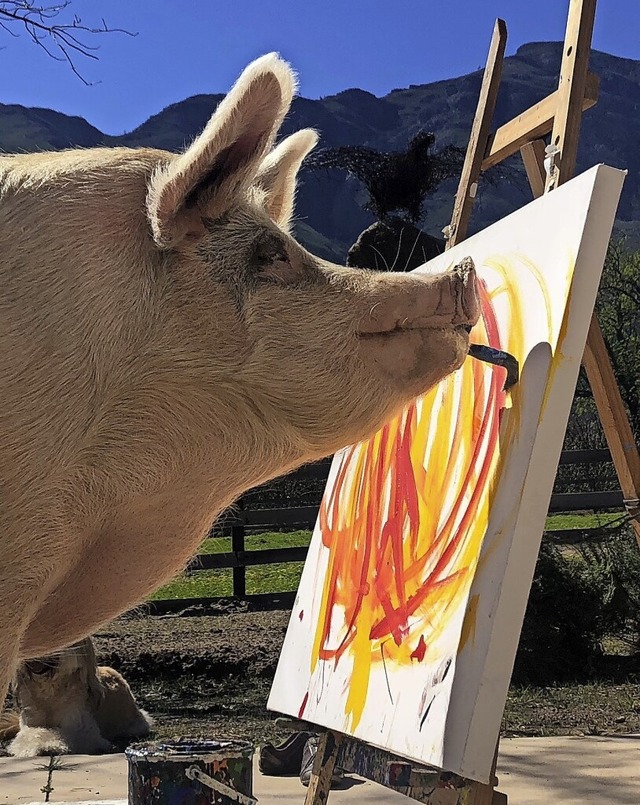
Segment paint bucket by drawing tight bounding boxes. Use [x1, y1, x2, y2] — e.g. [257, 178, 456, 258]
[125, 738, 255, 805]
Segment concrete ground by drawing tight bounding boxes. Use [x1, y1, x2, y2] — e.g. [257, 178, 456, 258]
[1, 735, 639, 805]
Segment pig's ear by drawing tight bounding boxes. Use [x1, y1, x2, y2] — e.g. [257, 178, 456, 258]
[253, 129, 318, 232]
[147, 53, 297, 248]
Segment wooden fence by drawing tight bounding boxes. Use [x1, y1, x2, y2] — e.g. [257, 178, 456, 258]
[147, 448, 629, 614]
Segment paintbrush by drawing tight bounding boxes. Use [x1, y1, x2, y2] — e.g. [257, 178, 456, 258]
[468, 342, 519, 391]
[461, 318, 519, 390]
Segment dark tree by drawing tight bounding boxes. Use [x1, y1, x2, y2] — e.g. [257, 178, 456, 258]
[307, 131, 464, 225]
[0, 1, 135, 83]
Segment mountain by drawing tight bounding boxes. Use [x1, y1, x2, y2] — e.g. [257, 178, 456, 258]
[0, 104, 103, 152]
[2, 42, 640, 259]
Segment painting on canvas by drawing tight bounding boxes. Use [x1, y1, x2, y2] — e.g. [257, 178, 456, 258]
[268, 165, 625, 782]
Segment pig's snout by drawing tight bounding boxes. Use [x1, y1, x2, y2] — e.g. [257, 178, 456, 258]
[354, 256, 482, 402]
[449, 257, 480, 330]
[406, 256, 480, 332]
[358, 257, 480, 336]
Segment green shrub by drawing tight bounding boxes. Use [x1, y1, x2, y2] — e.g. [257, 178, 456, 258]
[513, 527, 640, 685]
[513, 543, 616, 684]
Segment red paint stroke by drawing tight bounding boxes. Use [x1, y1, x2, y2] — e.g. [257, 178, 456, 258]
[410, 635, 427, 662]
[298, 691, 309, 718]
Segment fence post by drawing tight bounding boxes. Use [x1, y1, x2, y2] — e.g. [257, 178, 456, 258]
[231, 499, 246, 598]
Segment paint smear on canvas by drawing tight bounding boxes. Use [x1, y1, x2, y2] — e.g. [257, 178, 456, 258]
[300, 256, 553, 730]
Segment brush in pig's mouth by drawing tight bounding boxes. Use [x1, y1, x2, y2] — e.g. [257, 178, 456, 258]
[358, 320, 519, 390]
[457, 322, 521, 390]
[468, 341, 520, 390]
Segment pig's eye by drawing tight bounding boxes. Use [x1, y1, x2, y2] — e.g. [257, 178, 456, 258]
[251, 234, 299, 283]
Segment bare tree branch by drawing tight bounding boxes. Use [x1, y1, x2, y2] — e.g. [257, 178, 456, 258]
[0, 1, 136, 84]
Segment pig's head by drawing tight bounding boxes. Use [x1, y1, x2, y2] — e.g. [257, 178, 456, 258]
[145, 54, 480, 459]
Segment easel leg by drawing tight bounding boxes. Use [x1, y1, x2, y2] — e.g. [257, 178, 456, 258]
[545, 0, 597, 190]
[446, 18, 506, 249]
[472, 782, 507, 805]
[519, 139, 547, 198]
[583, 317, 640, 547]
[303, 730, 344, 805]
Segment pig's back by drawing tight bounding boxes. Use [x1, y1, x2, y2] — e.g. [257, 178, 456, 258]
[0, 148, 167, 498]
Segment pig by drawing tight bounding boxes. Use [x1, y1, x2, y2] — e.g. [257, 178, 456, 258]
[0, 53, 479, 710]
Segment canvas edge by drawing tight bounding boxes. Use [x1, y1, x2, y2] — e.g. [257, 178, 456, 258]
[451, 164, 626, 783]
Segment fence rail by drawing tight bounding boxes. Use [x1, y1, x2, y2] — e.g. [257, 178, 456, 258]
[149, 447, 631, 612]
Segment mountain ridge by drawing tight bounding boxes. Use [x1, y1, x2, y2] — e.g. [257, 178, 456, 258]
[2, 41, 639, 259]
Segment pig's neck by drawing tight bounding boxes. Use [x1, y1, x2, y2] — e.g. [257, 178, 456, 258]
[196, 391, 309, 507]
[97, 370, 307, 520]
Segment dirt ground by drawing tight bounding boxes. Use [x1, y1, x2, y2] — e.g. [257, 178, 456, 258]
[4, 603, 638, 756]
[88, 604, 640, 750]
[93, 604, 296, 747]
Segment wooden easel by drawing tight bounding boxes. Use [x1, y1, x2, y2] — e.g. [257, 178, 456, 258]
[298, 1, 639, 803]
[446, 0, 640, 555]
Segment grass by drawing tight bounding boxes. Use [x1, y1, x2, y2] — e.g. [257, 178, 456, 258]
[197, 530, 312, 555]
[545, 512, 622, 530]
[150, 530, 311, 600]
[151, 512, 625, 601]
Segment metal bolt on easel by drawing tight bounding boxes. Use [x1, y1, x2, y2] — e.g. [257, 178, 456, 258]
[544, 144, 560, 189]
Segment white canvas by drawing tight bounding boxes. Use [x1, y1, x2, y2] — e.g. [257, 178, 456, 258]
[268, 165, 626, 783]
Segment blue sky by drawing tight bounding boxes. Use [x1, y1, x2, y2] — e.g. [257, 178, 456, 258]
[3, 0, 640, 135]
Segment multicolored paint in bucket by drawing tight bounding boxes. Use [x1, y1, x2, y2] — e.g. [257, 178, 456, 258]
[125, 738, 255, 805]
